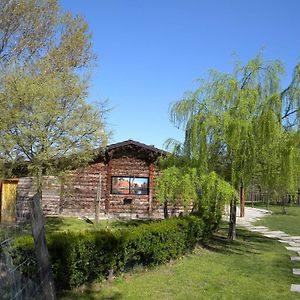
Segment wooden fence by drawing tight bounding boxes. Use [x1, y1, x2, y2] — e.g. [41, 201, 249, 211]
[246, 191, 300, 206]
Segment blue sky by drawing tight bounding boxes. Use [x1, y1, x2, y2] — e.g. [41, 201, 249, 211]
[60, 0, 300, 149]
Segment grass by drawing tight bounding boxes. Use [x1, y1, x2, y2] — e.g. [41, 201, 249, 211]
[253, 204, 300, 236]
[3, 205, 300, 298]
[0, 216, 149, 241]
[44, 217, 149, 233]
[59, 223, 300, 300]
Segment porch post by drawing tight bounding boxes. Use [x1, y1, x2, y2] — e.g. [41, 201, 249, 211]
[105, 160, 112, 213]
[148, 162, 154, 216]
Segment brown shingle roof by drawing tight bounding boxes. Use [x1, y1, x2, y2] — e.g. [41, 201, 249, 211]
[107, 139, 167, 156]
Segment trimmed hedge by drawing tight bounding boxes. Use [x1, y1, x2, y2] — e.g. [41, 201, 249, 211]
[11, 215, 204, 290]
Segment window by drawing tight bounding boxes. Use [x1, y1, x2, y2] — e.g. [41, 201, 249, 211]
[111, 177, 149, 195]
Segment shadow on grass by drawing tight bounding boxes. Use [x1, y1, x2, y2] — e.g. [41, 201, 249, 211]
[111, 219, 152, 229]
[204, 224, 278, 256]
[59, 281, 123, 300]
[269, 209, 300, 216]
[250, 202, 300, 216]
[45, 217, 66, 232]
[59, 290, 122, 300]
[0, 223, 32, 239]
[45, 217, 153, 234]
[202, 223, 295, 285]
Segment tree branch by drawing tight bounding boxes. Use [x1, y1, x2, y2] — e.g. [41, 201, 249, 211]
[281, 108, 299, 120]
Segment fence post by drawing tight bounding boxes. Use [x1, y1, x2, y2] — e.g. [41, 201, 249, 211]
[29, 193, 56, 300]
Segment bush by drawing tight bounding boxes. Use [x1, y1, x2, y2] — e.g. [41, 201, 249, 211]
[11, 215, 204, 290]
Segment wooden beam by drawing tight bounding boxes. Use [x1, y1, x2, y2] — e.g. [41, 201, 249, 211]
[148, 162, 154, 216]
[105, 160, 111, 213]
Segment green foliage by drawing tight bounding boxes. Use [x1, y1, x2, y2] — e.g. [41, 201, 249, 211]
[0, 0, 59, 66]
[124, 216, 203, 269]
[155, 164, 236, 235]
[0, 0, 109, 178]
[11, 216, 204, 290]
[155, 166, 199, 209]
[9, 235, 37, 276]
[196, 172, 238, 236]
[155, 166, 182, 205]
[48, 230, 126, 289]
[60, 224, 300, 300]
[170, 53, 300, 195]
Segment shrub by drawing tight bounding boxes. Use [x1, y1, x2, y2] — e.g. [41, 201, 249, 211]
[11, 215, 204, 290]
[9, 235, 37, 276]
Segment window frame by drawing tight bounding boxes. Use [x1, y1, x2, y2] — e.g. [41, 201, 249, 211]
[111, 176, 149, 195]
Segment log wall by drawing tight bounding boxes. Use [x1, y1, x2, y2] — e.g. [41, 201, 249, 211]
[60, 162, 107, 218]
[16, 176, 61, 222]
[15, 147, 187, 221]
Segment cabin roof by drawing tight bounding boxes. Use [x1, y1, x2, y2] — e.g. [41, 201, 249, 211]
[106, 139, 167, 156]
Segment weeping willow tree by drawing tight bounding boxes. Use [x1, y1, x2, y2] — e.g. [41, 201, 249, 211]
[196, 171, 238, 237]
[169, 53, 300, 239]
[155, 165, 237, 238]
[155, 166, 198, 218]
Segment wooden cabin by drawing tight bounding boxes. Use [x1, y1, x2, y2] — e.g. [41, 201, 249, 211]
[1, 140, 182, 223]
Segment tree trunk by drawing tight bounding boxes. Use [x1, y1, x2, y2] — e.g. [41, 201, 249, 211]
[240, 184, 245, 217]
[282, 193, 287, 214]
[163, 200, 169, 219]
[228, 198, 236, 240]
[298, 188, 300, 206]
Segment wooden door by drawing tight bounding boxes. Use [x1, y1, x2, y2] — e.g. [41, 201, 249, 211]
[1, 180, 18, 223]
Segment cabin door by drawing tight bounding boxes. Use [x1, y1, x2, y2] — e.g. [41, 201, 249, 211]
[0, 180, 18, 223]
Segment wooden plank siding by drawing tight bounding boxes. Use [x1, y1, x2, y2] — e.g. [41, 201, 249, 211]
[13, 140, 188, 221]
[60, 162, 107, 218]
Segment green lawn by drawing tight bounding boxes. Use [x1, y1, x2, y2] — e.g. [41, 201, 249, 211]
[0, 217, 148, 241]
[44, 216, 148, 233]
[254, 204, 300, 236]
[0, 217, 101, 240]
[59, 223, 300, 300]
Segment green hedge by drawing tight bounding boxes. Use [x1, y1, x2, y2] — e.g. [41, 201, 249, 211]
[11, 215, 204, 290]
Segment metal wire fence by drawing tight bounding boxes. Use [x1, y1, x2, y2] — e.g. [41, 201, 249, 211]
[0, 197, 48, 300]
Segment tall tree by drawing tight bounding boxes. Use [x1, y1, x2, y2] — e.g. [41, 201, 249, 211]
[170, 54, 300, 239]
[0, 0, 108, 179]
[0, 1, 109, 298]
